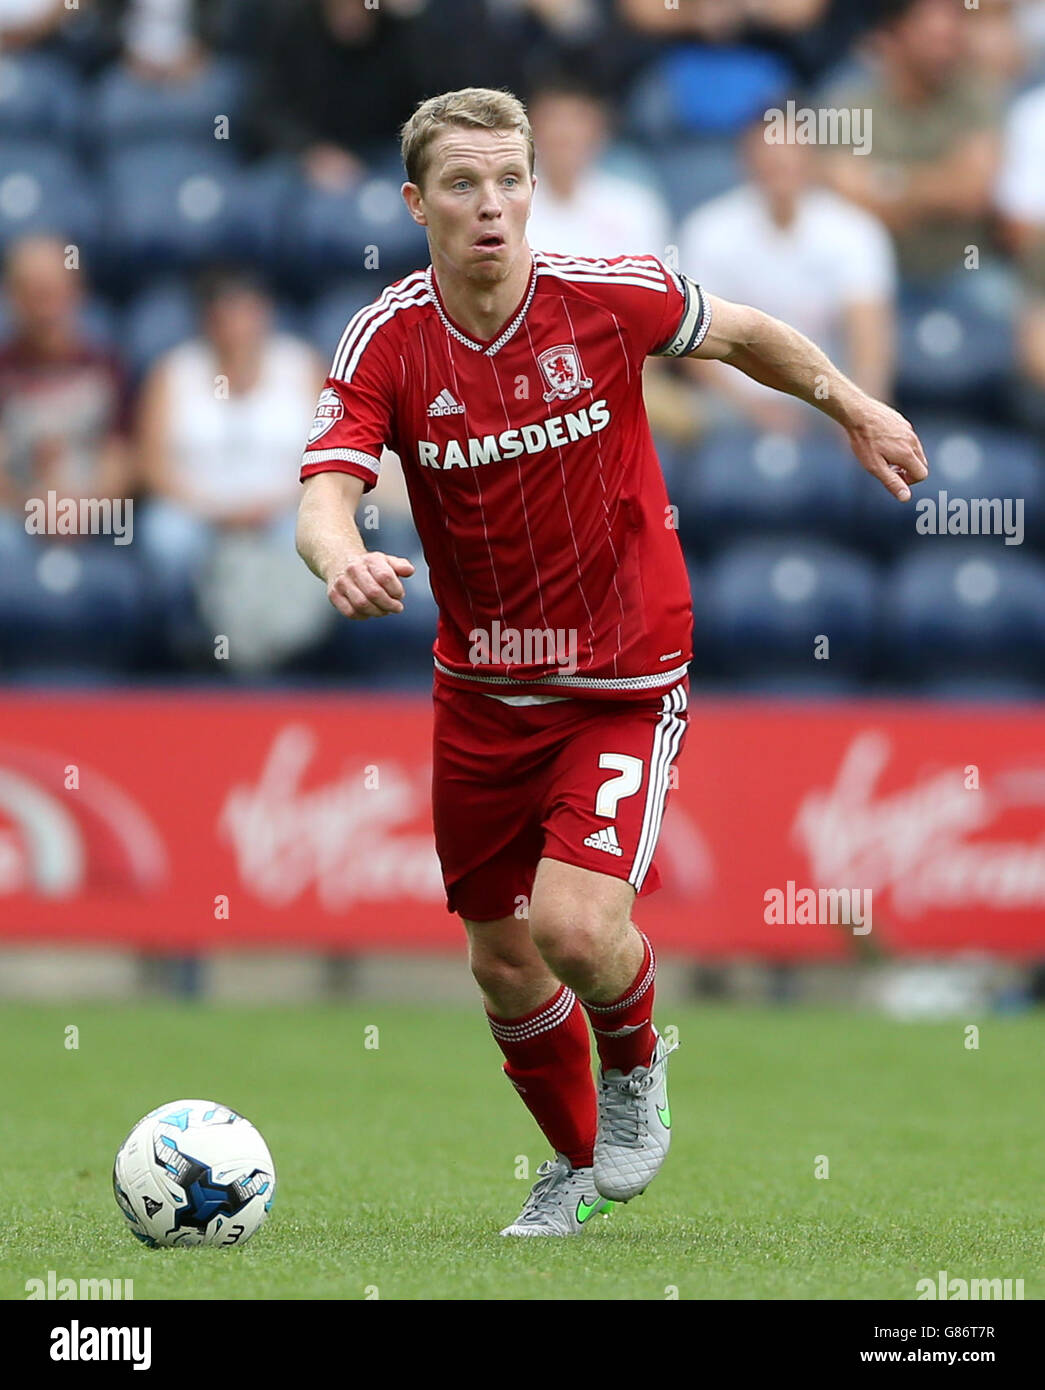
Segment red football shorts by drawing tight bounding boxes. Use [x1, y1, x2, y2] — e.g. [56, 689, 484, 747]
[431, 677, 689, 921]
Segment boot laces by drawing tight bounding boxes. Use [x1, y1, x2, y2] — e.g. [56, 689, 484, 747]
[602, 1038, 679, 1145]
[516, 1156, 572, 1225]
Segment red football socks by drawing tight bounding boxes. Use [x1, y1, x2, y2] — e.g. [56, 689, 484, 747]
[486, 983, 596, 1170]
[581, 931, 657, 1074]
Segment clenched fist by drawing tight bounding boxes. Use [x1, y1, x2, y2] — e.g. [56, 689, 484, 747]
[326, 551, 416, 620]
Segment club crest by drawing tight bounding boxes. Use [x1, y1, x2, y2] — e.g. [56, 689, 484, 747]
[538, 344, 593, 403]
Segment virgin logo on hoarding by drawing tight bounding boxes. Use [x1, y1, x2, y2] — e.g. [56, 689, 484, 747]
[219, 726, 444, 908]
[792, 731, 1045, 917]
[220, 725, 714, 910]
[0, 745, 167, 897]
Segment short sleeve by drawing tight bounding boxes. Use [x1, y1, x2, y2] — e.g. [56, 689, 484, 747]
[648, 265, 714, 359]
[300, 315, 396, 493]
[584, 253, 713, 363]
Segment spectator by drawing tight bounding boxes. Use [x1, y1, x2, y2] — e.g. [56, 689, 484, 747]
[971, 0, 1033, 94]
[526, 76, 671, 257]
[679, 109, 896, 432]
[136, 267, 332, 667]
[382, 3, 636, 111]
[617, 0, 840, 136]
[997, 77, 1045, 420]
[0, 236, 131, 552]
[525, 74, 697, 443]
[91, 0, 207, 79]
[246, 0, 427, 191]
[515, 0, 634, 93]
[0, 0, 69, 51]
[821, 0, 1002, 284]
[69, 1, 256, 76]
[620, 0, 830, 39]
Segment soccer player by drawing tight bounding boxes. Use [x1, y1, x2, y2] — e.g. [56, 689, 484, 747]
[295, 88, 929, 1236]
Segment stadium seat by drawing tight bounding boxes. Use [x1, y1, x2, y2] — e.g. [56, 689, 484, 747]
[703, 536, 878, 677]
[919, 675, 1045, 702]
[0, 52, 82, 144]
[283, 171, 428, 294]
[91, 58, 247, 150]
[678, 425, 857, 552]
[895, 283, 1014, 417]
[233, 156, 301, 283]
[854, 415, 1044, 556]
[882, 544, 1045, 679]
[307, 278, 386, 360]
[917, 418, 1043, 542]
[0, 541, 151, 675]
[0, 140, 98, 256]
[0, 666, 128, 688]
[122, 279, 197, 380]
[624, 47, 793, 141]
[100, 142, 251, 287]
[708, 672, 863, 698]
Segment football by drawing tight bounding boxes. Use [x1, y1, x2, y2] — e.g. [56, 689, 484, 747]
[112, 1099, 276, 1248]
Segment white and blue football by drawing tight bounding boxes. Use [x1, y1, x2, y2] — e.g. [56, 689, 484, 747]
[113, 1099, 276, 1248]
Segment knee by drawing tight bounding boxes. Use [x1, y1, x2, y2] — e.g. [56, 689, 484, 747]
[529, 904, 611, 982]
[469, 938, 544, 1002]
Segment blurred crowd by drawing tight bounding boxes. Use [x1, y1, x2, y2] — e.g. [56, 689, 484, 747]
[1, 0, 1045, 692]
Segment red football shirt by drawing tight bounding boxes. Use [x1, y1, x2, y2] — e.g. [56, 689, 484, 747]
[300, 249, 712, 701]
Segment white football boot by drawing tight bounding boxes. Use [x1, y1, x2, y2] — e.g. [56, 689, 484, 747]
[500, 1153, 614, 1236]
[593, 1031, 678, 1202]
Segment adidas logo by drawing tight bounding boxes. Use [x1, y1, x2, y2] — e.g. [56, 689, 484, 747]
[583, 826, 623, 857]
[427, 388, 465, 417]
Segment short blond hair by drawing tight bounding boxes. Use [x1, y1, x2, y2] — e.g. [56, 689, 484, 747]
[400, 87, 533, 190]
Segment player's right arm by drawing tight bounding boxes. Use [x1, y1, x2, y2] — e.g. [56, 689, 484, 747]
[296, 471, 415, 620]
[296, 299, 417, 620]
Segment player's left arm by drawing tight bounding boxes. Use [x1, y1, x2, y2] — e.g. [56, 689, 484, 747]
[688, 293, 929, 502]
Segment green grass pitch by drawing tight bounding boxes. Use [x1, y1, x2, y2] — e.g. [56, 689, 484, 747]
[1, 1001, 1041, 1300]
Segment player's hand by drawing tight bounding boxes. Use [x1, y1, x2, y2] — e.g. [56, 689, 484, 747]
[845, 400, 929, 502]
[326, 551, 416, 620]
